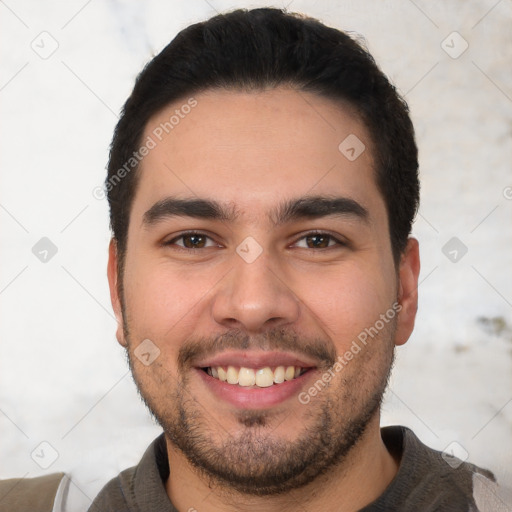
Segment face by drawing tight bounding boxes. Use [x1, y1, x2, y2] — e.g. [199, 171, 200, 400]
[108, 87, 419, 495]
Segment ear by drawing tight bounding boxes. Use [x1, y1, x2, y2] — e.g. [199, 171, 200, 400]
[395, 237, 420, 346]
[107, 238, 127, 347]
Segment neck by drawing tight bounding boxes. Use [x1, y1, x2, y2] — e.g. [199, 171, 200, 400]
[164, 415, 399, 512]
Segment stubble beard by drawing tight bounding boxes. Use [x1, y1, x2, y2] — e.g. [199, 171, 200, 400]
[122, 302, 396, 496]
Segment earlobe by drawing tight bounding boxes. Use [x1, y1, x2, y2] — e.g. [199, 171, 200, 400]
[107, 238, 127, 347]
[395, 237, 420, 346]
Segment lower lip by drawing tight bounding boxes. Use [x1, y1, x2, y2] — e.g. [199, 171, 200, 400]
[196, 368, 316, 409]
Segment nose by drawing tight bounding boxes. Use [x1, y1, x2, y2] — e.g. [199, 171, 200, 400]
[211, 248, 300, 333]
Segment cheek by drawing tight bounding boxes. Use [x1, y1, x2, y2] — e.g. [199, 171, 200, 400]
[122, 259, 218, 343]
[298, 262, 394, 346]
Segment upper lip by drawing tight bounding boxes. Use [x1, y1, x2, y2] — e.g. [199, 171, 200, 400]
[194, 350, 318, 369]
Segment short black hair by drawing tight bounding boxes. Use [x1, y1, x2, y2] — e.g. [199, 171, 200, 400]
[106, 7, 419, 270]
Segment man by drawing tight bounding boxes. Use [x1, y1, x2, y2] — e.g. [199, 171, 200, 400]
[90, 7, 504, 511]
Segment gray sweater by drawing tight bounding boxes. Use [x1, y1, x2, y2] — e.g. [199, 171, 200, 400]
[88, 426, 503, 511]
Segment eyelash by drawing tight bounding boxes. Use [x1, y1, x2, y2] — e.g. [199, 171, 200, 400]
[163, 230, 346, 251]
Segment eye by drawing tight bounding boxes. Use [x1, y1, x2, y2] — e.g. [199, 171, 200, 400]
[164, 231, 219, 250]
[293, 232, 345, 249]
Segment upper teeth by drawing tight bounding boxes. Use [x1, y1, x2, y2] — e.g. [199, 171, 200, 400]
[207, 365, 303, 387]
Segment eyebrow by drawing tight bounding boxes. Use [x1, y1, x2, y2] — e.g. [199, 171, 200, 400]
[143, 197, 237, 226]
[142, 195, 369, 227]
[273, 195, 369, 226]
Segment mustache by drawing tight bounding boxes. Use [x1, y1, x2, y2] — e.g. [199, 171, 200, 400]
[178, 327, 336, 371]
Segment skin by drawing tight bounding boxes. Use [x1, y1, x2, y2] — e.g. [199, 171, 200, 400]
[107, 87, 420, 511]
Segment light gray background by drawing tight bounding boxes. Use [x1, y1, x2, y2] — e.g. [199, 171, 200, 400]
[1, 0, 511, 509]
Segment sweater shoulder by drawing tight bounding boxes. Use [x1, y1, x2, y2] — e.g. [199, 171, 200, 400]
[88, 466, 137, 512]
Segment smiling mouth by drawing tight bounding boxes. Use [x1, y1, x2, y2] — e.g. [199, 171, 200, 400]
[201, 365, 311, 388]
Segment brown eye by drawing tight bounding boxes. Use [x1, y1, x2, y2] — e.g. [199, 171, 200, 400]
[294, 232, 342, 249]
[305, 234, 331, 248]
[293, 231, 347, 250]
[165, 232, 218, 250]
[182, 234, 207, 248]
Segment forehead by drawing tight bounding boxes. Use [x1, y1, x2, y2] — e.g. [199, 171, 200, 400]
[132, 87, 382, 223]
